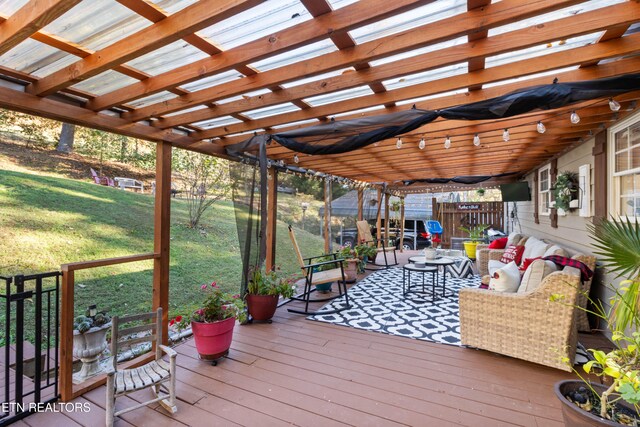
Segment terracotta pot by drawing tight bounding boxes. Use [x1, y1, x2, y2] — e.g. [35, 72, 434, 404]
[555, 380, 639, 426]
[191, 318, 236, 360]
[343, 259, 358, 283]
[246, 294, 278, 321]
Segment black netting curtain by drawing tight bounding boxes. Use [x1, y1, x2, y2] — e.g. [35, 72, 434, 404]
[226, 73, 640, 157]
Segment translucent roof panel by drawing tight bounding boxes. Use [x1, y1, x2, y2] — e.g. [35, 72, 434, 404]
[163, 105, 208, 118]
[243, 103, 301, 120]
[281, 68, 355, 89]
[216, 88, 272, 105]
[41, 0, 151, 51]
[332, 105, 386, 118]
[383, 63, 468, 91]
[0, 38, 78, 78]
[70, 70, 139, 96]
[128, 91, 178, 109]
[396, 89, 469, 106]
[250, 39, 338, 72]
[198, 1, 311, 51]
[125, 41, 208, 76]
[369, 37, 468, 67]
[482, 67, 579, 89]
[272, 118, 320, 129]
[485, 33, 604, 69]
[193, 116, 243, 129]
[180, 69, 243, 92]
[305, 86, 375, 107]
[489, 0, 626, 37]
[151, 0, 199, 14]
[0, 0, 28, 15]
[327, 0, 359, 10]
[350, 0, 467, 44]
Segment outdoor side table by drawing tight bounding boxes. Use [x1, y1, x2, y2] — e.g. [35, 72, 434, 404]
[402, 263, 439, 302]
[408, 256, 456, 298]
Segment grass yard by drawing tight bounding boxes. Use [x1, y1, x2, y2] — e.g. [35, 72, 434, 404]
[0, 144, 325, 342]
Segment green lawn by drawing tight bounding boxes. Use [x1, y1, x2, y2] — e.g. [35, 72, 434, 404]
[0, 167, 325, 330]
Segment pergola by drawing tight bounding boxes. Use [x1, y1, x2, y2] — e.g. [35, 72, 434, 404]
[1, 0, 640, 401]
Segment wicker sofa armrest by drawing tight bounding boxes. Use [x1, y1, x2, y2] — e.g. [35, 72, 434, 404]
[476, 248, 506, 277]
[459, 272, 581, 371]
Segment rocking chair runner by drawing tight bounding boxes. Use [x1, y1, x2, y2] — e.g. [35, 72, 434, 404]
[105, 308, 177, 426]
[356, 220, 398, 269]
[287, 225, 350, 315]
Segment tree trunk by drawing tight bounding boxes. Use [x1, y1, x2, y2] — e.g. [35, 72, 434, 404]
[57, 123, 75, 153]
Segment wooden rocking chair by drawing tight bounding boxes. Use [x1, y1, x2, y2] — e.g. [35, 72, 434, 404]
[105, 308, 177, 426]
[287, 225, 350, 315]
[356, 220, 398, 269]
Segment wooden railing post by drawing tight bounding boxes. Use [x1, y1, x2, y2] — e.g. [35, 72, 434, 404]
[357, 188, 364, 221]
[375, 189, 382, 246]
[399, 196, 405, 252]
[59, 267, 74, 401]
[153, 141, 172, 345]
[265, 168, 277, 271]
[384, 193, 390, 245]
[324, 178, 331, 253]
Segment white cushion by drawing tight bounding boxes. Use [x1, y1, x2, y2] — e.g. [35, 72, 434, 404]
[543, 244, 568, 258]
[522, 236, 545, 260]
[488, 259, 506, 276]
[518, 260, 558, 293]
[489, 261, 521, 293]
[529, 242, 551, 259]
[506, 232, 523, 247]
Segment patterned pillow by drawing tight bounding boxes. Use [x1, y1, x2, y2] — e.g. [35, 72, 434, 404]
[500, 245, 525, 265]
[489, 261, 521, 293]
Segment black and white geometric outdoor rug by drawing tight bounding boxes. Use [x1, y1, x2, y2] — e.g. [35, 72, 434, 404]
[308, 267, 481, 346]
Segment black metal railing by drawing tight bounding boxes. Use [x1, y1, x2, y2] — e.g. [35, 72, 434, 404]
[1, 272, 60, 426]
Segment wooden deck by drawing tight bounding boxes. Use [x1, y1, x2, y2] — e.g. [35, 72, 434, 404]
[19, 252, 608, 427]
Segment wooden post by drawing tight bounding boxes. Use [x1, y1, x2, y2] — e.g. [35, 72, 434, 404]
[399, 196, 406, 252]
[357, 188, 364, 221]
[153, 141, 171, 345]
[59, 267, 74, 401]
[384, 192, 390, 246]
[265, 169, 277, 271]
[375, 188, 382, 246]
[533, 170, 540, 224]
[550, 158, 558, 229]
[324, 179, 331, 253]
[593, 131, 607, 222]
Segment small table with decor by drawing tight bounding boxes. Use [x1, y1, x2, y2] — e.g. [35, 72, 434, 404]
[408, 256, 458, 298]
[402, 263, 439, 302]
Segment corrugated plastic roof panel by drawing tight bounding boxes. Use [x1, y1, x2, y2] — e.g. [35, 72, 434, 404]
[250, 39, 337, 72]
[127, 91, 178, 109]
[243, 102, 301, 120]
[305, 86, 375, 107]
[181, 70, 243, 92]
[70, 70, 139, 96]
[0, 0, 28, 15]
[382, 63, 468, 91]
[0, 38, 77, 77]
[125, 40, 209, 76]
[193, 116, 243, 129]
[150, 0, 199, 14]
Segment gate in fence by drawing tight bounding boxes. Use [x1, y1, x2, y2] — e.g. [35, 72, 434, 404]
[1, 272, 60, 426]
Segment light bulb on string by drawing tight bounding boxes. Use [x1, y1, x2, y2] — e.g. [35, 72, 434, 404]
[473, 134, 480, 146]
[396, 137, 403, 149]
[502, 129, 510, 142]
[444, 136, 451, 149]
[570, 110, 580, 124]
[293, 154, 299, 163]
[418, 138, 426, 150]
[609, 98, 621, 112]
[536, 121, 546, 134]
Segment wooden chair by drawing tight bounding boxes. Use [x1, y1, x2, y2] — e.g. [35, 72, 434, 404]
[356, 220, 398, 269]
[287, 225, 350, 315]
[105, 308, 177, 426]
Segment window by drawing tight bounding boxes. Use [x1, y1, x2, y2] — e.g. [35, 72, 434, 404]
[609, 113, 640, 219]
[538, 164, 551, 216]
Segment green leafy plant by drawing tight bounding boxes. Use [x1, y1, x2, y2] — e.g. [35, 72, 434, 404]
[73, 306, 111, 334]
[355, 243, 377, 259]
[247, 266, 296, 299]
[458, 225, 488, 242]
[172, 282, 247, 329]
[552, 171, 579, 211]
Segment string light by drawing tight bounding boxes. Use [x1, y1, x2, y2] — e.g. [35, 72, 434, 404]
[418, 138, 425, 150]
[536, 121, 546, 134]
[444, 136, 451, 149]
[609, 98, 621, 112]
[396, 137, 403, 149]
[570, 110, 580, 124]
[502, 129, 510, 142]
[473, 134, 480, 146]
[293, 154, 299, 163]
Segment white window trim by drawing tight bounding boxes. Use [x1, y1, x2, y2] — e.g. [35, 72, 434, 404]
[539, 163, 551, 216]
[608, 109, 640, 221]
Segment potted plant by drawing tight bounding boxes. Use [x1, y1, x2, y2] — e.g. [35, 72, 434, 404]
[476, 188, 486, 197]
[552, 171, 579, 214]
[554, 217, 640, 426]
[337, 246, 362, 283]
[458, 224, 488, 259]
[172, 282, 246, 361]
[246, 266, 296, 322]
[356, 242, 377, 271]
[72, 305, 111, 384]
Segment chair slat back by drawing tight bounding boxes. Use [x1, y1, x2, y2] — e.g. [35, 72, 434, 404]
[356, 221, 374, 246]
[110, 308, 163, 372]
[288, 225, 306, 272]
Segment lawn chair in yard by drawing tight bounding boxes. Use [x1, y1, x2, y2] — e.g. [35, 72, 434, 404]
[114, 177, 144, 192]
[356, 220, 398, 269]
[287, 225, 350, 315]
[105, 307, 177, 426]
[90, 168, 114, 187]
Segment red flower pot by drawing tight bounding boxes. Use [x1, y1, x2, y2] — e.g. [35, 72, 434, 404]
[246, 294, 278, 321]
[191, 317, 236, 360]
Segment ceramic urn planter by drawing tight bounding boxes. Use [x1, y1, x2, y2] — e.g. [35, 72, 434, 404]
[72, 322, 111, 384]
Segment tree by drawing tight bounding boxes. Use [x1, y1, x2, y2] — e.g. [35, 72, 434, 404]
[57, 123, 75, 153]
[173, 151, 231, 228]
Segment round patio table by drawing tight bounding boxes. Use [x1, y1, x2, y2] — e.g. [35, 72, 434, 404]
[402, 264, 439, 302]
[408, 256, 456, 297]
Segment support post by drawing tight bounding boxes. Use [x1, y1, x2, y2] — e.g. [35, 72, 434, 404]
[593, 131, 607, 222]
[384, 193, 390, 246]
[324, 179, 331, 253]
[357, 188, 364, 221]
[375, 189, 382, 246]
[549, 158, 558, 229]
[399, 197, 405, 252]
[153, 141, 171, 345]
[59, 268, 74, 401]
[266, 169, 277, 271]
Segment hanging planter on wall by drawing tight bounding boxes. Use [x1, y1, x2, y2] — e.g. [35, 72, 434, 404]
[551, 171, 579, 212]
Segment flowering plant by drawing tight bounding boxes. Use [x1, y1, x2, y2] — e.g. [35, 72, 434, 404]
[247, 266, 296, 298]
[431, 235, 441, 249]
[170, 281, 247, 330]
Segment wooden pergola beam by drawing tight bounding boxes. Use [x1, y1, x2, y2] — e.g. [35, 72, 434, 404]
[88, 0, 426, 112]
[28, 0, 262, 97]
[0, 0, 81, 56]
[130, 0, 582, 124]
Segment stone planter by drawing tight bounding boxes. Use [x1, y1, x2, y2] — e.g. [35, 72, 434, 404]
[72, 322, 111, 384]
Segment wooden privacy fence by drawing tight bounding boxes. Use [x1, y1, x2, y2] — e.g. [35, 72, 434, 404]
[432, 201, 504, 248]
